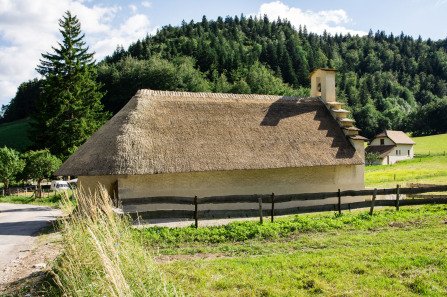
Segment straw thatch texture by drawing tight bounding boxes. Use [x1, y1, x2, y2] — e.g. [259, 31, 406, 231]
[55, 90, 363, 176]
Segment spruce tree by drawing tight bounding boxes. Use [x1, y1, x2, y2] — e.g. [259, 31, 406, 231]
[31, 11, 109, 160]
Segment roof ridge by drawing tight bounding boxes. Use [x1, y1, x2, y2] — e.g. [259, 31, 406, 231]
[137, 89, 311, 101]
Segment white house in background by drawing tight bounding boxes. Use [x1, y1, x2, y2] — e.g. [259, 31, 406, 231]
[365, 130, 416, 165]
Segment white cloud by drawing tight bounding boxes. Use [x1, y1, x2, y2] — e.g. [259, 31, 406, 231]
[141, 1, 151, 8]
[129, 4, 137, 14]
[91, 14, 153, 59]
[0, 0, 154, 106]
[258, 1, 367, 36]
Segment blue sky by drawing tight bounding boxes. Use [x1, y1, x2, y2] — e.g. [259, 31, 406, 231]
[0, 0, 446, 106]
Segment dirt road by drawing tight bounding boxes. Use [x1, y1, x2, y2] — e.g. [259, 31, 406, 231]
[0, 203, 61, 275]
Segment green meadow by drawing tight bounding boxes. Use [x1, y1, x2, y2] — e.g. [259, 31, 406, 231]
[364, 155, 447, 188]
[0, 118, 32, 152]
[412, 133, 447, 155]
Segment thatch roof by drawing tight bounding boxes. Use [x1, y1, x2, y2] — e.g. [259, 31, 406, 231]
[365, 145, 396, 158]
[56, 90, 364, 176]
[374, 130, 416, 145]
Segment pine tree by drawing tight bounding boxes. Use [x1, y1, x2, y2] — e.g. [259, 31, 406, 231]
[31, 11, 109, 160]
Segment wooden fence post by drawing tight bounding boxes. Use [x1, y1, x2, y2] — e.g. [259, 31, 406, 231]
[271, 193, 275, 223]
[395, 184, 400, 211]
[194, 196, 198, 228]
[369, 188, 377, 216]
[338, 189, 341, 215]
[258, 197, 263, 224]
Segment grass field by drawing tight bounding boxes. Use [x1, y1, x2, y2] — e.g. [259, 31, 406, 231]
[364, 155, 447, 188]
[146, 205, 447, 296]
[0, 118, 33, 152]
[412, 133, 447, 155]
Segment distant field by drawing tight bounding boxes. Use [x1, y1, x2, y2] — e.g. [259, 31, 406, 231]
[412, 133, 447, 155]
[365, 155, 447, 188]
[0, 118, 33, 152]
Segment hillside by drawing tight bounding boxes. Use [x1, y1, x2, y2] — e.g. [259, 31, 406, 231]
[412, 133, 447, 155]
[2, 15, 447, 143]
[97, 16, 447, 138]
[0, 118, 32, 152]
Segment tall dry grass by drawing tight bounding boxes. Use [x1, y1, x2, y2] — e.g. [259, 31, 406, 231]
[52, 186, 179, 297]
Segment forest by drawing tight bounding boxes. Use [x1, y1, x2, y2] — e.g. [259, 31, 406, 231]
[2, 15, 447, 139]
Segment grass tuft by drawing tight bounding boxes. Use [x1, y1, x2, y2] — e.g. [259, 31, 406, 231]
[50, 187, 179, 296]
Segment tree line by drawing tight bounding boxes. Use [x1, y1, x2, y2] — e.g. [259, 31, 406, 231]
[0, 146, 61, 196]
[2, 14, 447, 153]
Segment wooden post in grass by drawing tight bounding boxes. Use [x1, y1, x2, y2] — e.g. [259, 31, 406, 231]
[271, 193, 275, 223]
[369, 188, 377, 216]
[194, 196, 198, 229]
[338, 189, 341, 215]
[395, 184, 400, 211]
[258, 197, 263, 224]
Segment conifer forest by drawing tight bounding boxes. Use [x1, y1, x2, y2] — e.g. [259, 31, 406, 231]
[3, 15, 447, 141]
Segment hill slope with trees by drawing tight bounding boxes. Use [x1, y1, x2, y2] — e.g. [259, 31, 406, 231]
[2, 15, 447, 144]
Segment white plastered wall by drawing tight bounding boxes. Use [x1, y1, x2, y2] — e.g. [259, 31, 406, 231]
[310, 69, 336, 103]
[76, 165, 365, 213]
[370, 137, 394, 146]
[386, 144, 414, 164]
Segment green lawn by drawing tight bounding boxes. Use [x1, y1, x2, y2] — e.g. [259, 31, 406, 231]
[150, 205, 447, 296]
[364, 155, 447, 188]
[412, 133, 447, 155]
[0, 118, 33, 152]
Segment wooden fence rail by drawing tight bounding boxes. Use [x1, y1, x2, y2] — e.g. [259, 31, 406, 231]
[122, 184, 447, 227]
[122, 185, 447, 206]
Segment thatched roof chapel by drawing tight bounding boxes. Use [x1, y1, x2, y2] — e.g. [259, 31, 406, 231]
[56, 89, 364, 177]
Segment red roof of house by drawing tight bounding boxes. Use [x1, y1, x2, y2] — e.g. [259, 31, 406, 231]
[365, 145, 396, 158]
[374, 130, 416, 145]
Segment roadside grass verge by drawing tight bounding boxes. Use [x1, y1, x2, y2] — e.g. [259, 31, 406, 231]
[0, 194, 65, 208]
[49, 188, 178, 296]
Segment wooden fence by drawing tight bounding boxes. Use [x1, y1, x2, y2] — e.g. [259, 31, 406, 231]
[122, 184, 447, 227]
[406, 183, 447, 200]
